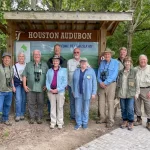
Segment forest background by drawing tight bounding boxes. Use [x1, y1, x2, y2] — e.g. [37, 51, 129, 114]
[0, 0, 150, 65]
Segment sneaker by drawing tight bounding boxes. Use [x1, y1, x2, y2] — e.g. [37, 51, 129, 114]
[82, 124, 88, 129]
[120, 121, 128, 129]
[134, 117, 142, 126]
[29, 119, 34, 124]
[146, 122, 150, 131]
[20, 116, 25, 120]
[50, 124, 55, 129]
[96, 119, 106, 124]
[106, 123, 114, 128]
[128, 122, 133, 131]
[58, 125, 63, 129]
[15, 116, 20, 122]
[74, 124, 81, 130]
[37, 118, 42, 124]
[4, 120, 12, 126]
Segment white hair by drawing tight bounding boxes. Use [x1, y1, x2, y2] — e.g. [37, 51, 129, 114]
[139, 54, 148, 61]
[17, 52, 25, 57]
[33, 49, 41, 56]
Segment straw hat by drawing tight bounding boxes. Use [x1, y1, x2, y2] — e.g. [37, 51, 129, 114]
[100, 48, 115, 56]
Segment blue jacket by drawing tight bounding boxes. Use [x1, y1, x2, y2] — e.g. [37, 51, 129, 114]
[46, 67, 67, 93]
[97, 58, 119, 85]
[72, 67, 97, 100]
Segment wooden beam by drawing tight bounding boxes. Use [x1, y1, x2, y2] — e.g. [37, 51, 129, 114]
[110, 21, 119, 35]
[56, 21, 60, 29]
[27, 20, 33, 29]
[106, 21, 114, 30]
[42, 21, 47, 29]
[4, 12, 133, 21]
[99, 21, 105, 30]
[84, 21, 88, 30]
[72, 21, 74, 30]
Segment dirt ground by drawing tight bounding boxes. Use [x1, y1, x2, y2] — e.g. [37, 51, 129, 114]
[0, 100, 121, 150]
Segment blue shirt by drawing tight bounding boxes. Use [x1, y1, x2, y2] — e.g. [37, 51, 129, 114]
[97, 58, 119, 85]
[79, 69, 86, 94]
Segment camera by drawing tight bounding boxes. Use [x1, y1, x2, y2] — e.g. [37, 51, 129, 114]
[100, 71, 108, 82]
[34, 70, 42, 82]
[6, 78, 11, 87]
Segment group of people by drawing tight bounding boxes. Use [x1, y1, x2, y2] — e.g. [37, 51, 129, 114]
[0, 44, 150, 132]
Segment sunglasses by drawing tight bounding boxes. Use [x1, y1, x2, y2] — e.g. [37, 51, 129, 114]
[74, 52, 80, 54]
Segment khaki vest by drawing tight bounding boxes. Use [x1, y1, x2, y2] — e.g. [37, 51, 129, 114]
[116, 68, 137, 98]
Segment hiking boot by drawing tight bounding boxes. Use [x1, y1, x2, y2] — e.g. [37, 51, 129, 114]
[146, 122, 150, 131]
[20, 116, 25, 120]
[37, 118, 42, 124]
[15, 116, 20, 122]
[134, 118, 142, 126]
[29, 119, 34, 124]
[96, 119, 106, 124]
[4, 120, 12, 126]
[128, 122, 133, 131]
[120, 121, 128, 129]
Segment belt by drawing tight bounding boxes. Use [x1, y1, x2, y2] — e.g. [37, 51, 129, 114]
[140, 86, 150, 88]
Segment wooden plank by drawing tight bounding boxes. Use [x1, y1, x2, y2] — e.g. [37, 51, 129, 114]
[110, 21, 120, 35]
[42, 21, 47, 29]
[27, 20, 33, 29]
[4, 12, 133, 21]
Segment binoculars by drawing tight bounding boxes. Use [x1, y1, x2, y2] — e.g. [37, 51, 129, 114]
[100, 71, 108, 82]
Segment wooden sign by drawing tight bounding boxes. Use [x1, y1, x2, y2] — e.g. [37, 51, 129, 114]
[15, 30, 99, 42]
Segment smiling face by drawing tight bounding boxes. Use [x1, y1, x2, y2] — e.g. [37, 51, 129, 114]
[2, 56, 11, 66]
[33, 50, 41, 63]
[54, 45, 61, 56]
[124, 61, 131, 70]
[18, 53, 25, 64]
[52, 59, 60, 68]
[73, 48, 80, 60]
[80, 61, 88, 70]
[104, 52, 111, 62]
[120, 49, 127, 60]
[139, 56, 148, 68]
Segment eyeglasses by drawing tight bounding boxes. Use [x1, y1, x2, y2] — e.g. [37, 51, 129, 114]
[74, 52, 80, 54]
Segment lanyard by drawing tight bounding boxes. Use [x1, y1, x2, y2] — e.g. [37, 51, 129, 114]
[2, 64, 11, 79]
[104, 60, 111, 71]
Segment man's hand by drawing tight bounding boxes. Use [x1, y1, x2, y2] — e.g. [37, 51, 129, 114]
[24, 86, 30, 92]
[91, 94, 96, 103]
[43, 86, 47, 91]
[147, 91, 150, 99]
[100, 82, 106, 89]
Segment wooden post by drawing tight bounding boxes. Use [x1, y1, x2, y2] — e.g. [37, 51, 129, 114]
[6, 20, 16, 113]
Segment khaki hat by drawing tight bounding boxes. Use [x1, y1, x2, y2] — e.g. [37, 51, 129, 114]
[2, 52, 11, 58]
[80, 57, 88, 62]
[100, 48, 115, 56]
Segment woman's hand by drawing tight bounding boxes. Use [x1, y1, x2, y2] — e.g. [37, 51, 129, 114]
[24, 86, 30, 92]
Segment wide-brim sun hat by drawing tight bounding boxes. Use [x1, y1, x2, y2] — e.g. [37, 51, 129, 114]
[100, 48, 115, 56]
[80, 57, 88, 62]
[50, 55, 63, 65]
[2, 52, 11, 58]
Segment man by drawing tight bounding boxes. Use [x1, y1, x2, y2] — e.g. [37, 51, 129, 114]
[0, 52, 14, 126]
[118, 47, 127, 70]
[47, 44, 67, 68]
[67, 48, 81, 122]
[46, 44, 67, 120]
[134, 54, 150, 131]
[97, 48, 119, 128]
[22, 50, 48, 124]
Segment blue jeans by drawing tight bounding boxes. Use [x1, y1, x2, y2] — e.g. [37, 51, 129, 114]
[120, 98, 134, 122]
[15, 85, 26, 117]
[68, 86, 75, 120]
[0, 92, 13, 121]
[75, 94, 90, 126]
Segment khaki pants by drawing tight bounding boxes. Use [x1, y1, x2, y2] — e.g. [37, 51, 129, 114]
[98, 82, 116, 124]
[134, 88, 150, 118]
[47, 92, 65, 126]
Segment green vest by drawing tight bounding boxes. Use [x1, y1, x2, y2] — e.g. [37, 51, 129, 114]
[116, 68, 137, 98]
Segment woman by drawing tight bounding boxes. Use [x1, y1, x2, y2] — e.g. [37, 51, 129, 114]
[46, 55, 67, 129]
[13, 52, 26, 122]
[72, 58, 97, 130]
[116, 56, 140, 130]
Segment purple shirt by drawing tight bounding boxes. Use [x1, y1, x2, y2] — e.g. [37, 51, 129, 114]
[51, 68, 59, 89]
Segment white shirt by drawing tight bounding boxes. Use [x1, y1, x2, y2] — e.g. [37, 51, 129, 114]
[67, 58, 80, 86]
[13, 63, 26, 81]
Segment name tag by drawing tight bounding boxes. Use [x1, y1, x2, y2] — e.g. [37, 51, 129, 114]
[87, 75, 91, 79]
